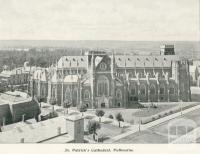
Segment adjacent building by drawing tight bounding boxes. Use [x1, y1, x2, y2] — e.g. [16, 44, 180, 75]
[31, 45, 191, 109]
[0, 91, 40, 126]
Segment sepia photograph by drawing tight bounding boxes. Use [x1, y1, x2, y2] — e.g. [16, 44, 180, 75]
[0, 0, 200, 153]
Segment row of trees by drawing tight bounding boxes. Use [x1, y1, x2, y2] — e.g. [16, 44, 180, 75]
[0, 48, 83, 71]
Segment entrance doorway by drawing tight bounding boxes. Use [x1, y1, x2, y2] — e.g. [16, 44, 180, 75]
[101, 103, 105, 108]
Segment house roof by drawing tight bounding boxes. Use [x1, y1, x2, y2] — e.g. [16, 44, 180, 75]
[0, 116, 71, 143]
[0, 70, 12, 78]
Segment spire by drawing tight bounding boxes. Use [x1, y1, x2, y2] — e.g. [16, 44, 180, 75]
[144, 61, 146, 76]
[162, 61, 165, 76]
[134, 61, 137, 76]
[153, 58, 156, 76]
[77, 60, 79, 75]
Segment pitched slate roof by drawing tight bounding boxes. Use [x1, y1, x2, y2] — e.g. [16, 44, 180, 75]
[115, 55, 180, 68]
[57, 56, 88, 69]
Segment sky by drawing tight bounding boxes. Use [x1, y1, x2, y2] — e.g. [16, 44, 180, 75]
[0, 0, 199, 41]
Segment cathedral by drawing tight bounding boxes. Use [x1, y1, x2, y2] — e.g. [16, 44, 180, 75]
[31, 45, 191, 108]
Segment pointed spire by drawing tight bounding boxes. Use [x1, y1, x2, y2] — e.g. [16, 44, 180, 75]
[153, 58, 156, 76]
[144, 61, 146, 76]
[134, 61, 137, 76]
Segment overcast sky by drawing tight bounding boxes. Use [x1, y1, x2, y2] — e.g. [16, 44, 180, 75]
[0, 0, 199, 41]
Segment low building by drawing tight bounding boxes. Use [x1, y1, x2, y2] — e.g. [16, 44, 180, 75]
[0, 91, 40, 126]
[0, 115, 84, 143]
[0, 62, 37, 92]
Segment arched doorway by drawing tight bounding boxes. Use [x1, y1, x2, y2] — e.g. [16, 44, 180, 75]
[139, 84, 146, 102]
[149, 84, 156, 101]
[101, 103, 105, 108]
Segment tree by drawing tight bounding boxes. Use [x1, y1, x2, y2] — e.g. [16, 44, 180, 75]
[87, 120, 101, 141]
[108, 114, 114, 119]
[63, 99, 72, 115]
[115, 112, 124, 128]
[77, 104, 87, 116]
[95, 110, 105, 123]
[49, 97, 57, 113]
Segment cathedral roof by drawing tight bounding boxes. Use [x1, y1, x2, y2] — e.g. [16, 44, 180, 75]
[57, 56, 88, 69]
[115, 55, 180, 68]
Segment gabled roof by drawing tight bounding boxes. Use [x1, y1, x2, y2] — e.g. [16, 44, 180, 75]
[57, 56, 88, 69]
[0, 70, 12, 77]
[115, 55, 179, 68]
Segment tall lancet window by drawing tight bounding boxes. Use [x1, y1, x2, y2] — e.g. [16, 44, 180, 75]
[97, 75, 109, 96]
[150, 84, 156, 95]
[52, 86, 56, 98]
[140, 84, 146, 95]
[65, 88, 72, 102]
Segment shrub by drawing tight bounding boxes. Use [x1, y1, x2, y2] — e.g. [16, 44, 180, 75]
[78, 104, 87, 116]
[153, 105, 158, 109]
[158, 114, 162, 118]
[170, 110, 173, 114]
[108, 114, 114, 119]
[87, 120, 101, 141]
[115, 112, 124, 128]
[95, 110, 105, 122]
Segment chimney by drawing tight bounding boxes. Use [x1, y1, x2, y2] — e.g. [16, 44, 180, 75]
[65, 115, 84, 143]
[57, 127, 61, 135]
[2, 117, 6, 126]
[22, 114, 25, 122]
[20, 138, 25, 143]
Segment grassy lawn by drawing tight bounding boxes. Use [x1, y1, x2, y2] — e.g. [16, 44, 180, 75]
[132, 104, 178, 117]
[184, 109, 200, 127]
[87, 108, 139, 124]
[84, 117, 129, 142]
[115, 130, 168, 144]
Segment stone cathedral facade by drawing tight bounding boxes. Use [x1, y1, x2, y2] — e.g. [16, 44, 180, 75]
[31, 45, 191, 109]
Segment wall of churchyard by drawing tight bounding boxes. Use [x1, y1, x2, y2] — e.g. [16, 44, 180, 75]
[10, 100, 40, 122]
[0, 103, 12, 125]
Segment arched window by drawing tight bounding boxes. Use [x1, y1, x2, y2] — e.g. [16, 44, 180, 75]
[41, 85, 46, 97]
[52, 86, 57, 98]
[160, 84, 165, 95]
[130, 85, 136, 96]
[65, 88, 71, 101]
[97, 76, 109, 96]
[140, 84, 146, 95]
[180, 83, 185, 94]
[116, 89, 122, 100]
[169, 84, 175, 95]
[99, 62, 107, 70]
[84, 90, 90, 100]
[150, 84, 156, 95]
